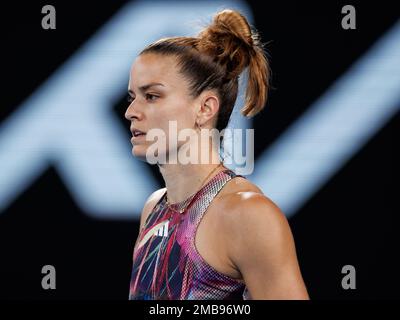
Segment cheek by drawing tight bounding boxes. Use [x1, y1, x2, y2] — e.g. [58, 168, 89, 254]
[158, 101, 194, 132]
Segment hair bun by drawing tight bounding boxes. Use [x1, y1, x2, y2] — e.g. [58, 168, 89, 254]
[196, 9, 256, 80]
[213, 9, 253, 47]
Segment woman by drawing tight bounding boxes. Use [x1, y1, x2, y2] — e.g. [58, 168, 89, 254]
[125, 9, 309, 300]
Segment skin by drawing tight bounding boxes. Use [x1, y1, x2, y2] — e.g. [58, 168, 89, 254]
[125, 52, 309, 300]
[125, 53, 222, 202]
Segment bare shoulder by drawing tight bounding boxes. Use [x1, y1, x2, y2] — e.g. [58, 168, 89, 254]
[216, 177, 290, 250]
[215, 177, 309, 299]
[222, 190, 288, 232]
[139, 187, 166, 230]
[214, 175, 262, 206]
[216, 175, 275, 216]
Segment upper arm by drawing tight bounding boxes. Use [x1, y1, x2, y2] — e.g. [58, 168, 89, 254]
[225, 192, 309, 300]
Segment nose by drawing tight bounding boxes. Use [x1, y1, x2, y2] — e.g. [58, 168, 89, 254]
[124, 101, 143, 122]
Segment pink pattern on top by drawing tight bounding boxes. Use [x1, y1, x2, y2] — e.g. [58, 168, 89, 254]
[129, 169, 250, 300]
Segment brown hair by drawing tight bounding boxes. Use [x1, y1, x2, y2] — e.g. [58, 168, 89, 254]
[139, 9, 271, 132]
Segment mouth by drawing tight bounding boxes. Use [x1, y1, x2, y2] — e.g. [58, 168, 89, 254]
[131, 128, 146, 137]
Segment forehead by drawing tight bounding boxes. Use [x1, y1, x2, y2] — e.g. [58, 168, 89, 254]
[129, 53, 182, 89]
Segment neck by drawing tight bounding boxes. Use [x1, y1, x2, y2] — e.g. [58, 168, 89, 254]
[158, 145, 225, 204]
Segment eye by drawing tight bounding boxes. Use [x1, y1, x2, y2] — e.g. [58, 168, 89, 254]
[127, 94, 135, 103]
[145, 93, 159, 101]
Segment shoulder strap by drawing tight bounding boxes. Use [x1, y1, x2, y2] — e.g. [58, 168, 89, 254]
[186, 168, 240, 228]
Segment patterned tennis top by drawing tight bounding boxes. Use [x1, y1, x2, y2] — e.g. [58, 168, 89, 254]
[129, 169, 250, 300]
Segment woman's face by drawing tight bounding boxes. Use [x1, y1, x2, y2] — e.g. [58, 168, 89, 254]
[125, 53, 198, 163]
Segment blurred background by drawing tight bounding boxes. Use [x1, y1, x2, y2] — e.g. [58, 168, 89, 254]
[0, 0, 398, 299]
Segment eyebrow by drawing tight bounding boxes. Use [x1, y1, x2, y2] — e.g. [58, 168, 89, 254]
[128, 82, 164, 95]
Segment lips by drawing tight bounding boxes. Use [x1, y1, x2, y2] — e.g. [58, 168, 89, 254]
[131, 128, 146, 137]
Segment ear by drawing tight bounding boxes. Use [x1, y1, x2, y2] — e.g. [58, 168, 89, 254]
[196, 91, 220, 127]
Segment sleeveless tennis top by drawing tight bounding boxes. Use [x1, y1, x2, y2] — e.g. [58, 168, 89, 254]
[129, 169, 250, 300]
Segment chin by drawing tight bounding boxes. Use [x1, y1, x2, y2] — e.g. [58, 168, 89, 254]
[131, 146, 167, 165]
[131, 146, 149, 161]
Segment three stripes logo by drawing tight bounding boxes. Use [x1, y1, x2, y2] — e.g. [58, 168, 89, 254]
[137, 219, 170, 249]
[155, 220, 169, 237]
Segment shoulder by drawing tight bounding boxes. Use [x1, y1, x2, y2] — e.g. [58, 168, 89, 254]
[217, 179, 293, 264]
[139, 187, 166, 229]
[219, 177, 282, 222]
[219, 187, 288, 236]
[211, 173, 309, 298]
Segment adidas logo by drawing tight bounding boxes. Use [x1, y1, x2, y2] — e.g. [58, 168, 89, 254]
[154, 220, 169, 237]
[137, 220, 170, 249]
